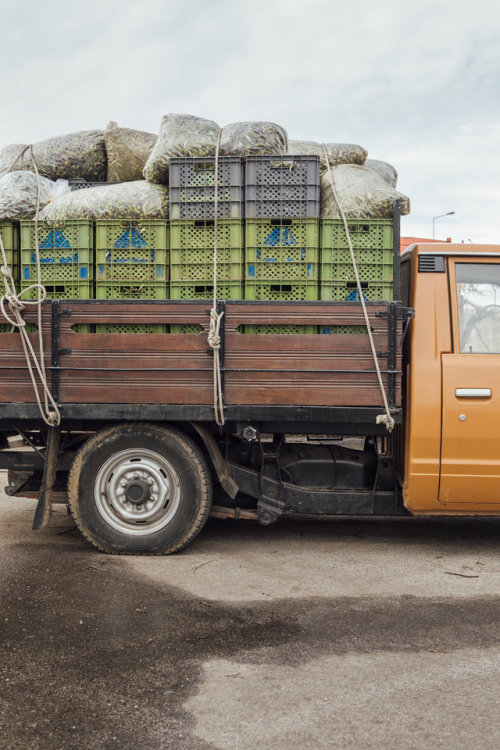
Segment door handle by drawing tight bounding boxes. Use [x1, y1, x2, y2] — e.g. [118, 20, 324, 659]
[455, 388, 492, 398]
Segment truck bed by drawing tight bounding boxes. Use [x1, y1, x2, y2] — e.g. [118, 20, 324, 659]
[0, 299, 404, 433]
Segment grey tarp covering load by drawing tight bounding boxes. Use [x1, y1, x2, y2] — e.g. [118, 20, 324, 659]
[320, 164, 410, 218]
[144, 114, 220, 183]
[0, 131, 107, 182]
[104, 121, 157, 182]
[0, 171, 69, 220]
[39, 180, 169, 223]
[364, 159, 398, 187]
[287, 140, 367, 168]
[220, 121, 288, 156]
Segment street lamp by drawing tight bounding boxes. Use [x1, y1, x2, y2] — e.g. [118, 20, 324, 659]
[432, 211, 455, 239]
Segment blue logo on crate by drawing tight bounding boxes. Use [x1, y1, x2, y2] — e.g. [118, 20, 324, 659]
[264, 227, 298, 247]
[40, 230, 71, 249]
[347, 288, 367, 301]
[114, 228, 148, 249]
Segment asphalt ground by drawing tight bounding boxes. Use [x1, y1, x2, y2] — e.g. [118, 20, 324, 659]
[0, 478, 499, 750]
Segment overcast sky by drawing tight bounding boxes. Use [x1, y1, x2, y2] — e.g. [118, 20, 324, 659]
[1, 0, 499, 242]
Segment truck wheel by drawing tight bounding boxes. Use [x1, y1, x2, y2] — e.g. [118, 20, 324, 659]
[67, 423, 212, 555]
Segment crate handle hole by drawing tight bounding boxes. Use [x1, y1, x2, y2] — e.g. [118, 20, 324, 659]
[195, 286, 214, 294]
[270, 284, 292, 292]
[346, 281, 368, 289]
[270, 219, 292, 226]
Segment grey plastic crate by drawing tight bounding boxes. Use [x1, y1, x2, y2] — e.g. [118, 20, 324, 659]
[245, 155, 320, 218]
[68, 179, 119, 190]
[169, 157, 244, 219]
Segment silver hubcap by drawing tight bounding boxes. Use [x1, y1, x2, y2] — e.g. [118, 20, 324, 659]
[94, 448, 181, 535]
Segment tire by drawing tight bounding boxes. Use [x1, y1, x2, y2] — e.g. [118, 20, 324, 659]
[67, 423, 212, 555]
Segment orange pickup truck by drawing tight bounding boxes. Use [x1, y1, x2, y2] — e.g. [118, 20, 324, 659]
[1, 239, 499, 554]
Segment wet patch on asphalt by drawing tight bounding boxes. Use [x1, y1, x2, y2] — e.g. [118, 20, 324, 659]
[0, 535, 499, 750]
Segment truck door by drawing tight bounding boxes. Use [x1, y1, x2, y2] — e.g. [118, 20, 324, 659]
[440, 259, 500, 506]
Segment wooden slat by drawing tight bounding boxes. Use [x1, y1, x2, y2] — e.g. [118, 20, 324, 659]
[224, 302, 390, 329]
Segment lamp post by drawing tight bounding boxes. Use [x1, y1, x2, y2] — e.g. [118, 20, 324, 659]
[432, 211, 455, 239]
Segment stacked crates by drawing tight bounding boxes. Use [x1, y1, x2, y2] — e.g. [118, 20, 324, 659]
[319, 219, 394, 305]
[244, 155, 320, 333]
[169, 157, 244, 332]
[95, 219, 169, 333]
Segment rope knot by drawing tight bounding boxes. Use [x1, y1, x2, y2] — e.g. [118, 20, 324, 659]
[376, 413, 395, 432]
[208, 308, 223, 350]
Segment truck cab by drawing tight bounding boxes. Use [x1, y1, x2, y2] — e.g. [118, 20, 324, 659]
[402, 243, 500, 514]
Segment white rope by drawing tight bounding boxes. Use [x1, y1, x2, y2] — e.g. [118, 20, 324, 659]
[321, 144, 394, 432]
[0, 146, 60, 426]
[208, 129, 225, 426]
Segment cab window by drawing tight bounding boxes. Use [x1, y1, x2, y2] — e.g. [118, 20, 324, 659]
[456, 263, 500, 353]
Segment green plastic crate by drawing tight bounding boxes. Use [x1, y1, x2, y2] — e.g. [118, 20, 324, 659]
[170, 219, 243, 283]
[0, 323, 37, 334]
[0, 221, 20, 280]
[321, 218, 393, 249]
[244, 324, 316, 334]
[246, 219, 319, 282]
[320, 219, 394, 283]
[320, 280, 393, 302]
[20, 219, 93, 293]
[95, 282, 168, 301]
[20, 281, 92, 301]
[170, 281, 243, 300]
[95, 220, 168, 284]
[319, 325, 368, 335]
[96, 324, 168, 334]
[245, 280, 318, 301]
[170, 324, 204, 334]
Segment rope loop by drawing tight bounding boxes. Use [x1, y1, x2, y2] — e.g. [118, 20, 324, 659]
[1, 265, 12, 281]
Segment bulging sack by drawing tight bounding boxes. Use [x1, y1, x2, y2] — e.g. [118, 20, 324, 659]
[288, 140, 367, 168]
[220, 121, 288, 156]
[364, 159, 398, 187]
[0, 171, 69, 220]
[144, 114, 220, 183]
[320, 165, 410, 218]
[0, 130, 107, 182]
[144, 115, 289, 183]
[104, 121, 157, 182]
[40, 181, 169, 223]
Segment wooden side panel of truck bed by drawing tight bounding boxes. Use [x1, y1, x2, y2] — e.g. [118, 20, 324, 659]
[0, 301, 402, 409]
